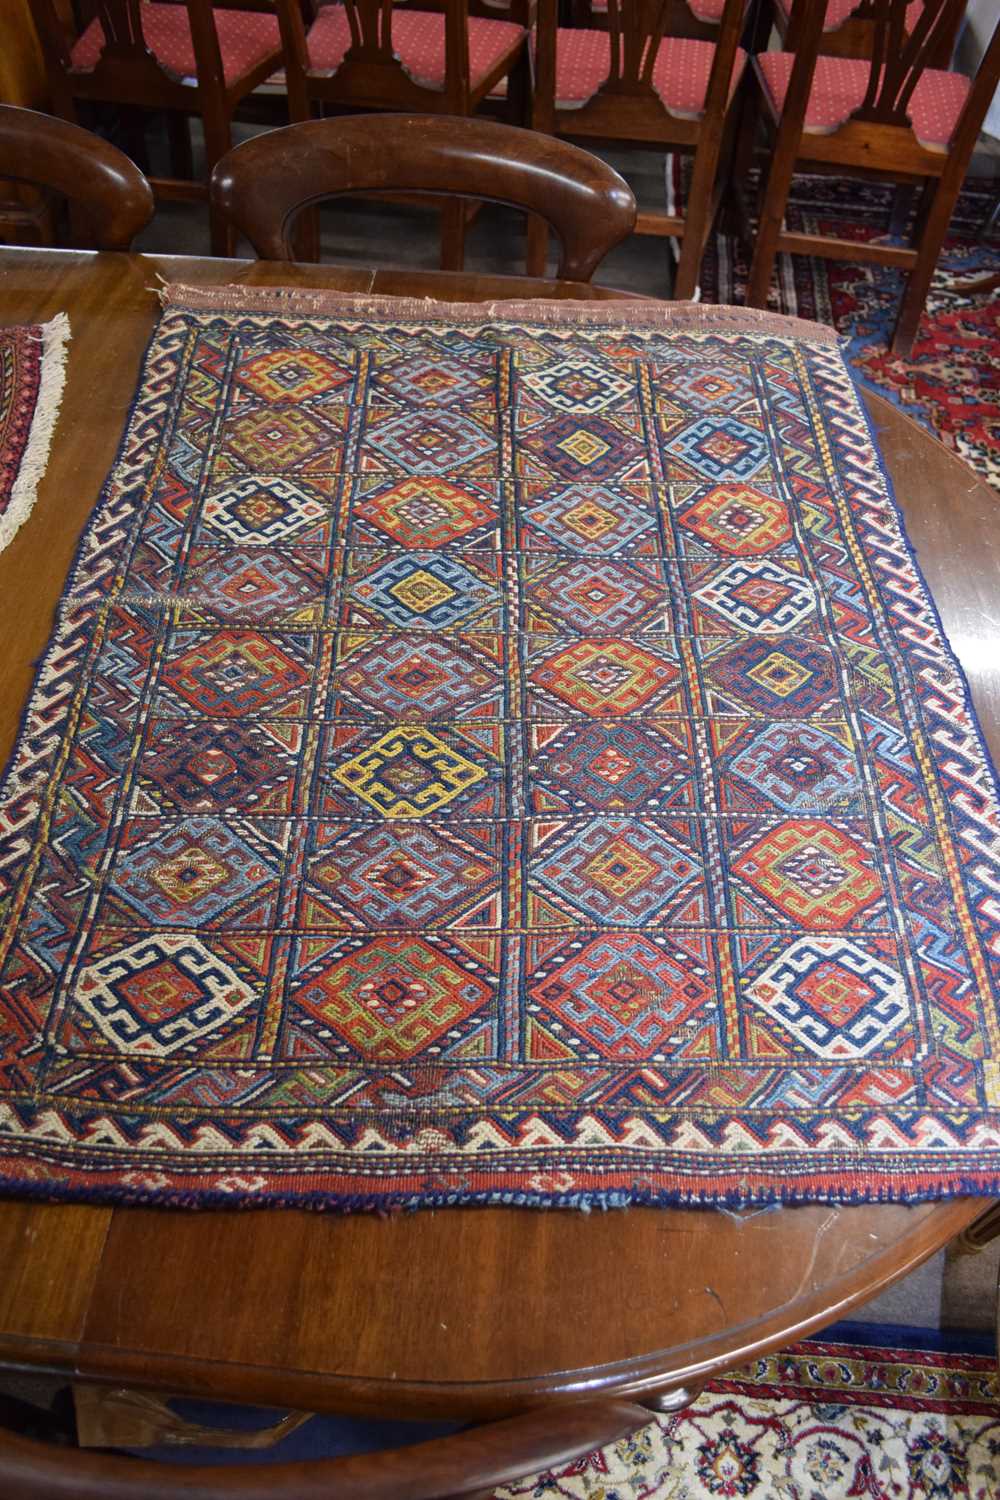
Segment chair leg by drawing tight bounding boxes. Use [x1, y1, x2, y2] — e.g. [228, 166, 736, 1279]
[745, 135, 798, 308]
[200, 104, 236, 258]
[440, 199, 468, 272]
[526, 214, 549, 278]
[167, 112, 194, 182]
[890, 174, 956, 358]
[506, 51, 531, 128]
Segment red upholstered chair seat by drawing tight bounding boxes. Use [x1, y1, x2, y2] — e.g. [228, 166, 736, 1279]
[306, 6, 525, 90]
[547, 30, 746, 113]
[774, 0, 923, 30]
[757, 50, 971, 150]
[70, 4, 282, 84]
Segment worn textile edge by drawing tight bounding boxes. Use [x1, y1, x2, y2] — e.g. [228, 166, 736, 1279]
[159, 283, 843, 345]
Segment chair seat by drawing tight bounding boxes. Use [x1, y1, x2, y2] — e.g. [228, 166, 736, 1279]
[548, 30, 746, 114]
[306, 7, 526, 91]
[70, 4, 282, 86]
[757, 51, 971, 151]
[775, 0, 923, 30]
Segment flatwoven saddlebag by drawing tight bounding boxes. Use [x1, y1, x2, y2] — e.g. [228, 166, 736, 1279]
[1, 286, 999, 1210]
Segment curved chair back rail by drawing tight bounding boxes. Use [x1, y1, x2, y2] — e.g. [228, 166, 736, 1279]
[0, 1398, 652, 1500]
[0, 104, 154, 250]
[210, 115, 637, 281]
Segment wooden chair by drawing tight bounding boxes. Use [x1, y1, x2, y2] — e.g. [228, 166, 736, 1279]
[572, 0, 727, 37]
[29, 0, 300, 255]
[773, 0, 962, 62]
[0, 103, 154, 249]
[277, 0, 531, 268]
[528, 0, 751, 298]
[0, 1397, 650, 1499]
[744, 0, 1000, 355]
[210, 113, 637, 277]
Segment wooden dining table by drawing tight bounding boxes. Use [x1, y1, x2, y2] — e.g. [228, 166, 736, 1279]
[0, 245, 997, 1448]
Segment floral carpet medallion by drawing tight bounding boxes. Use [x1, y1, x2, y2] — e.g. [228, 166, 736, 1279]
[493, 1333, 1000, 1500]
[1, 286, 1000, 1208]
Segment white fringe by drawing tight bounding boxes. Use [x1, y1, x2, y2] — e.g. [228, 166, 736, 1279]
[1, 312, 71, 554]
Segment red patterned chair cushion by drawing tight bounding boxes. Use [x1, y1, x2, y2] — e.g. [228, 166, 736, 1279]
[70, 5, 282, 85]
[548, 30, 746, 114]
[307, 7, 525, 90]
[775, 0, 923, 30]
[756, 50, 971, 150]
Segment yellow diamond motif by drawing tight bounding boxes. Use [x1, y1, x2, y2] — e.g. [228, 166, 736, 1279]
[557, 429, 612, 466]
[562, 500, 621, 541]
[388, 568, 458, 615]
[332, 727, 488, 818]
[584, 840, 658, 899]
[745, 650, 814, 699]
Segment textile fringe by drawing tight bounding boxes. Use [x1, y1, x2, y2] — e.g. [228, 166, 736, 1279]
[0, 312, 70, 555]
[157, 282, 841, 345]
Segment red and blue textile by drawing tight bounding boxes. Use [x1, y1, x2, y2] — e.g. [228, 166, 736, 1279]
[0, 287, 998, 1210]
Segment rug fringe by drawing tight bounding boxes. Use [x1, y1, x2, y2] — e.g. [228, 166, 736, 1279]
[0, 312, 71, 554]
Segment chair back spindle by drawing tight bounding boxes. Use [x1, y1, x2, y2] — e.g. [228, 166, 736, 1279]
[850, 0, 966, 126]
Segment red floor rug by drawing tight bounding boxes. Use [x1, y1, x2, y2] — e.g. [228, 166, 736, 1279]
[674, 167, 1000, 491]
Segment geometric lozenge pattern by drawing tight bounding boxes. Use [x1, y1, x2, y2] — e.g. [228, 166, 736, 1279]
[1, 289, 999, 1212]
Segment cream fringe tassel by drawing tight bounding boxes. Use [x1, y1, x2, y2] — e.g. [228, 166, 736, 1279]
[1, 312, 71, 554]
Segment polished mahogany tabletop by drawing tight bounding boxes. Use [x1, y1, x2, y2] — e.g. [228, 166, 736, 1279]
[0, 247, 996, 1422]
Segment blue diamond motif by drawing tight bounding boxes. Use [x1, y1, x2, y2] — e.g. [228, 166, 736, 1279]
[667, 416, 768, 481]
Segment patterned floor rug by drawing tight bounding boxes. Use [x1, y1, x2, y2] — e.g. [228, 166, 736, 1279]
[673, 168, 1000, 491]
[0, 314, 69, 552]
[492, 1326, 1000, 1500]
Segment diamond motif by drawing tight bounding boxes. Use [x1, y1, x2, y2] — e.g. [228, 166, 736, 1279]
[234, 347, 352, 402]
[677, 485, 792, 555]
[364, 409, 495, 473]
[200, 477, 328, 543]
[107, 818, 274, 925]
[528, 934, 716, 1059]
[185, 550, 322, 621]
[520, 356, 633, 412]
[522, 484, 656, 552]
[526, 558, 666, 633]
[530, 722, 691, 811]
[291, 936, 491, 1059]
[726, 724, 860, 813]
[732, 819, 882, 928]
[531, 639, 679, 715]
[331, 727, 488, 818]
[75, 935, 256, 1057]
[354, 477, 496, 547]
[374, 352, 495, 405]
[348, 554, 497, 629]
[307, 823, 496, 926]
[748, 936, 909, 1059]
[137, 722, 293, 813]
[532, 817, 700, 924]
[335, 634, 498, 718]
[707, 638, 838, 716]
[694, 560, 816, 633]
[667, 416, 768, 481]
[520, 414, 643, 481]
[161, 630, 310, 717]
[221, 405, 340, 470]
